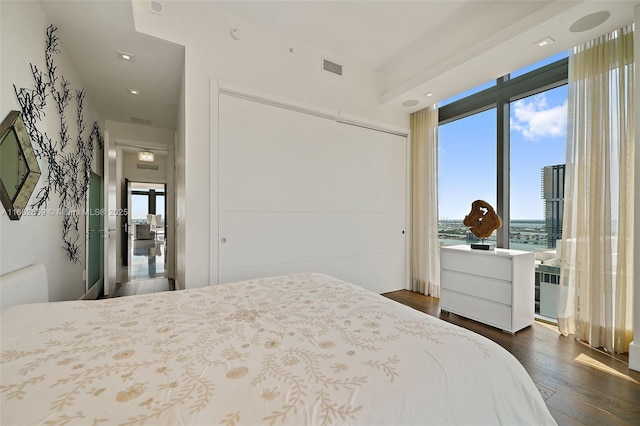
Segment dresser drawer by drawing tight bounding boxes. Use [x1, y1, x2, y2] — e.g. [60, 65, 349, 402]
[441, 249, 512, 281]
[441, 289, 512, 331]
[441, 270, 511, 305]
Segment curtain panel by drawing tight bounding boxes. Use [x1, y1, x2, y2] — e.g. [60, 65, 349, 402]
[410, 106, 440, 297]
[558, 25, 635, 353]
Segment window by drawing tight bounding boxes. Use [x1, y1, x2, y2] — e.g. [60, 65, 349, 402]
[129, 182, 166, 225]
[509, 85, 568, 252]
[437, 52, 569, 322]
[509, 51, 568, 79]
[439, 80, 497, 107]
[156, 194, 165, 227]
[131, 193, 149, 224]
[438, 108, 496, 246]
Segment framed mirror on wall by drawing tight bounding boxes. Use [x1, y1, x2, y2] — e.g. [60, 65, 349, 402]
[0, 110, 41, 220]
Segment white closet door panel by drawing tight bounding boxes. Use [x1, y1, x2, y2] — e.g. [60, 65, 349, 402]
[334, 213, 405, 257]
[219, 259, 337, 285]
[332, 253, 405, 293]
[219, 94, 336, 212]
[217, 92, 407, 292]
[219, 212, 336, 269]
[334, 124, 406, 213]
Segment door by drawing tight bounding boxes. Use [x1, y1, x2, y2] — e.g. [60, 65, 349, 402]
[86, 172, 104, 295]
[217, 94, 407, 293]
[121, 178, 130, 266]
[103, 131, 117, 296]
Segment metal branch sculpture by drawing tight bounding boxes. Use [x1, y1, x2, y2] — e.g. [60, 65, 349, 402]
[13, 25, 103, 263]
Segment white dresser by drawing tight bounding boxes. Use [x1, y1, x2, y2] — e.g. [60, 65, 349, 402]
[440, 245, 535, 333]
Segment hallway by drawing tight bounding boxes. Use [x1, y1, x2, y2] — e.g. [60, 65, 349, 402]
[113, 236, 172, 297]
[117, 237, 167, 282]
[112, 277, 173, 297]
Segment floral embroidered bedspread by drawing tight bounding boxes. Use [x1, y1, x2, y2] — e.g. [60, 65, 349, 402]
[1, 273, 555, 425]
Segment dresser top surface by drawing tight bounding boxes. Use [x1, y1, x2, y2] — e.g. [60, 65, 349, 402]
[441, 244, 534, 258]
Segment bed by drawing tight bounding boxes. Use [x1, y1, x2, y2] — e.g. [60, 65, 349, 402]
[1, 272, 556, 425]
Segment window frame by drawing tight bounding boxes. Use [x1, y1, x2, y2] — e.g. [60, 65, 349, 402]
[437, 57, 568, 248]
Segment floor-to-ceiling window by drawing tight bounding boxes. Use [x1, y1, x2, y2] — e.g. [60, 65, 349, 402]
[509, 84, 568, 251]
[438, 51, 568, 321]
[438, 108, 496, 246]
[130, 183, 166, 224]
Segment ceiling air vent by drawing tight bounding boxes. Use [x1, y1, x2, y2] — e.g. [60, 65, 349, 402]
[322, 58, 343, 76]
[137, 164, 159, 171]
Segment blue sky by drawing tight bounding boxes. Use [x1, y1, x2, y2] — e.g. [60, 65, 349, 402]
[438, 52, 568, 221]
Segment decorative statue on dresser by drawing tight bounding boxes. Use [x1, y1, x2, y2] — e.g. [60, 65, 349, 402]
[463, 199, 502, 250]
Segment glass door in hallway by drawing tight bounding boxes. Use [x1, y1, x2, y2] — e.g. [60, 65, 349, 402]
[87, 172, 104, 296]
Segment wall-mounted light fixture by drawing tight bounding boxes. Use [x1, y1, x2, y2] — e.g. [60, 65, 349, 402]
[138, 151, 155, 162]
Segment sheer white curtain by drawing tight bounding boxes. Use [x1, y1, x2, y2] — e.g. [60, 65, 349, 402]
[410, 106, 440, 296]
[558, 25, 635, 353]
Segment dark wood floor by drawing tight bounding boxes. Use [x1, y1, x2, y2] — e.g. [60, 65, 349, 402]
[382, 290, 640, 426]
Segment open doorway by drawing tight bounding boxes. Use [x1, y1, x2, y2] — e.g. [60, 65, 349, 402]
[103, 132, 176, 298]
[117, 181, 167, 283]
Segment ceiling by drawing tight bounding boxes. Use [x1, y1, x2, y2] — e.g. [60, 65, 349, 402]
[38, 0, 184, 130]
[211, 1, 555, 72]
[37, 1, 638, 130]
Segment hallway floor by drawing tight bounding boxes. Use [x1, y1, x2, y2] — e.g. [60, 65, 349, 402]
[117, 237, 166, 283]
[113, 277, 173, 297]
[110, 236, 172, 298]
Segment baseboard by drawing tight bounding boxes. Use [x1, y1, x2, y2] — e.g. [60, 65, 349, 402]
[630, 340, 640, 372]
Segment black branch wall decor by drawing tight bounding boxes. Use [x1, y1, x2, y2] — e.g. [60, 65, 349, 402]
[13, 25, 104, 263]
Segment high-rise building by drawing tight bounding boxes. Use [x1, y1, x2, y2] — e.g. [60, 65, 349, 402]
[541, 164, 565, 248]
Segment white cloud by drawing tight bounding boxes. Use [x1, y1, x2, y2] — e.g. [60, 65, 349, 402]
[510, 93, 567, 141]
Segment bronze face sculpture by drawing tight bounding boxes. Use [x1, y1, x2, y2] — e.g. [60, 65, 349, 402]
[463, 200, 502, 239]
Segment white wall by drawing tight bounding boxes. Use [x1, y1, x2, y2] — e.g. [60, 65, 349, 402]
[0, 1, 103, 301]
[175, 69, 186, 290]
[132, 1, 409, 288]
[122, 151, 168, 183]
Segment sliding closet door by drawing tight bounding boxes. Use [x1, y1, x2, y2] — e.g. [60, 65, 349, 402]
[331, 123, 406, 293]
[218, 94, 406, 293]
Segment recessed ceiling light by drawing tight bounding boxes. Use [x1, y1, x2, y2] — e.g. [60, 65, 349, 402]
[424, 92, 433, 97]
[117, 51, 134, 61]
[535, 37, 555, 47]
[570, 11, 610, 33]
[401, 99, 420, 107]
[128, 89, 141, 96]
